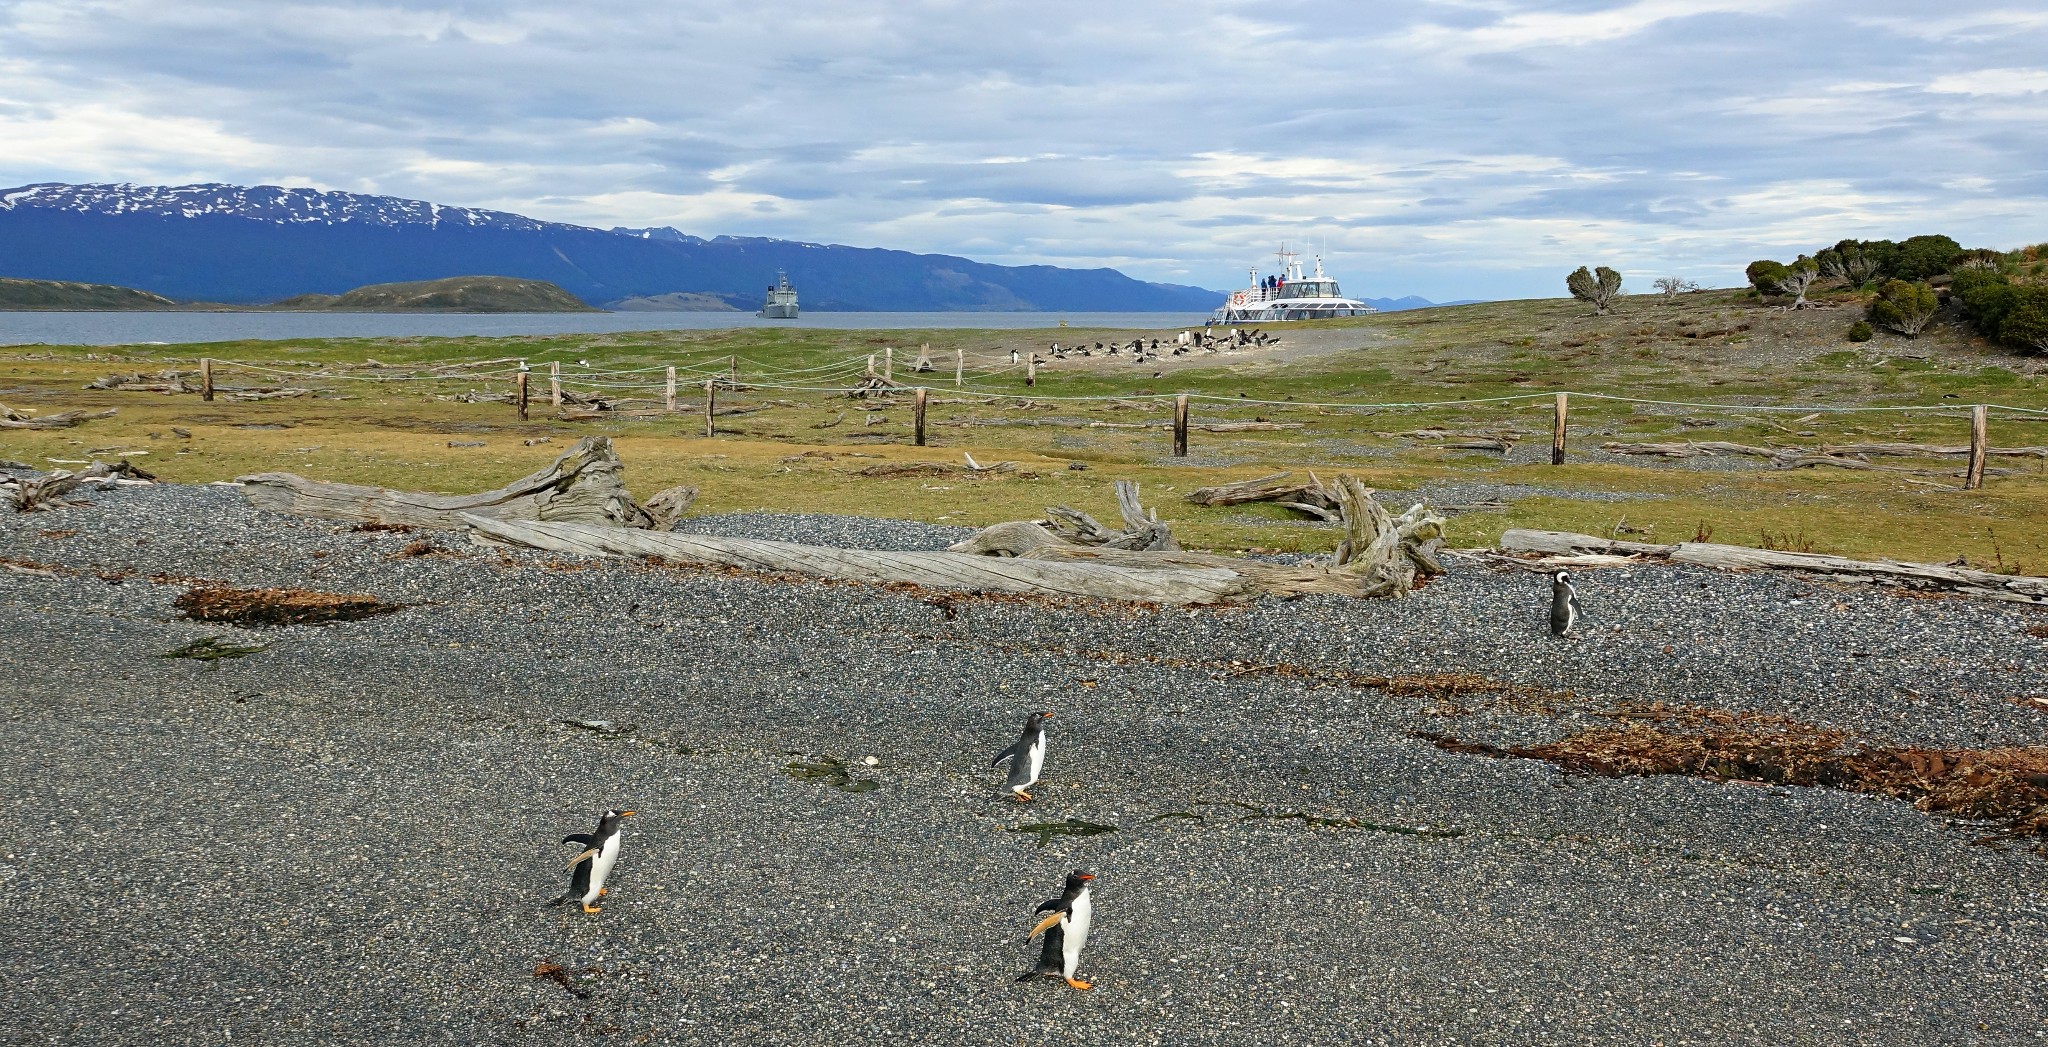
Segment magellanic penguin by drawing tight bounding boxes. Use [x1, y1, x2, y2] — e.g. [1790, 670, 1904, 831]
[1549, 570, 1582, 638]
[552, 809, 635, 913]
[1020, 870, 1096, 990]
[990, 711, 1053, 802]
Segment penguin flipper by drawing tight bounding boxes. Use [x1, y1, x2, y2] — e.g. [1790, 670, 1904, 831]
[562, 833, 597, 847]
[991, 741, 1022, 769]
[564, 853, 593, 901]
[1027, 910, 1066, 941]
[566, 847, 599, 867]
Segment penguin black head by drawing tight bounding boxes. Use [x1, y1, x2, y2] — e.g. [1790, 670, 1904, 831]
[599, 809, 637, 828]
[1553, 570, 1572, 587]
[1065, 870, 1095, 890]
[1026, 710, 1053, 729]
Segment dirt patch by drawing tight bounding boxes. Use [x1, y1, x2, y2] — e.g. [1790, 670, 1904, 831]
[173, 586, 403, 627]
[1418, 707, 2048, 845]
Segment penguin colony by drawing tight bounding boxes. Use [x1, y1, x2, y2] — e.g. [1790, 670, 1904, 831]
[1041, 327, 1278, 365]
[553, 577, 1577, 990]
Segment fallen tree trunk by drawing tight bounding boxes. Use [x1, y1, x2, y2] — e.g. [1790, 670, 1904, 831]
[0, 405, 119, 430]
[1497, 528, 2048, 604]
[1183, 470, 1339, 513]
[952, 476, 1448, 599]
[1600, 440, 1790, 459]
[237, 435, 658, 530]
[1823, 442, 2048, 459]
[465, 515, 1268, 605]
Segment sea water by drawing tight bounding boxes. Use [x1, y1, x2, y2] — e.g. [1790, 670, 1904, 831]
[0, 311, 1213, 347]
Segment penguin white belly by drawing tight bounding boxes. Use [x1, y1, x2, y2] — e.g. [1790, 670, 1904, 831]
[1062, 889, 1092, 976]
[1026, 736, 1046, 787]
[583, 834, 623, 904]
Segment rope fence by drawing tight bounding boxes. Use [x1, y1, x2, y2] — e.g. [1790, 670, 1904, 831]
[185, 351, 2047, 492]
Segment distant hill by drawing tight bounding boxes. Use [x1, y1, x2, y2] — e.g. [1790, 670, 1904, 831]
[0, 276, 177, 310]
[0, 182, 1223, 312]
[271, 276, 596, 312]
[606, 291, 747, 312]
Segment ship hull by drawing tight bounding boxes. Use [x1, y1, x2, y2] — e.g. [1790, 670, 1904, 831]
[757, 303, 799, 319]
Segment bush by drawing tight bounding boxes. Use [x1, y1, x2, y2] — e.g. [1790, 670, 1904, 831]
[2002, 287, 2048, 354]
[1950, 268, 2018, 339]
[1847, 320, 1873, 342]
[1745, 259, 1789, 295]
[1892, 234, 1964, 281]
[1870, 280, 1939, 337]
[1566, 265, 1624, 314]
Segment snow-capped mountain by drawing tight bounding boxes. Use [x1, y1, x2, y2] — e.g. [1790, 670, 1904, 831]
[0, 182, 566, 233]
[0, 181, 1223, 311]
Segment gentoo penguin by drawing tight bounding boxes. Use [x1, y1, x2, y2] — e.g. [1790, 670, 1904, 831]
[990, 711, 1052, 802]
[552, 809, 635, 913]
[1549, 570, 1582, 638]
[1020, 870, 1096, 990]
[1010, 348, 1021, 365]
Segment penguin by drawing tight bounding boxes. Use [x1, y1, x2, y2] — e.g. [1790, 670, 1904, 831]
[1549, 570, 1581, 638]
[1010, 348, 1020, 365]
[551, 809, 635, 913]
[1020, 870, 1095, 990]
[990, 711, 1053, 802]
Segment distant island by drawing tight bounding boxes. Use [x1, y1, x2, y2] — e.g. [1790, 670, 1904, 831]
[0, 276, 180, 311]
[0, 274, 596, 313]
[269, 276, 597, 312]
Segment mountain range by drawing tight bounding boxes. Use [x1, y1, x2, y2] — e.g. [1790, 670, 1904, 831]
[0, 182, 1228, 312]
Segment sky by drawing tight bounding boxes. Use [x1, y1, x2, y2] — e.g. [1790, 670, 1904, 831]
[2, 1, 2045, 302]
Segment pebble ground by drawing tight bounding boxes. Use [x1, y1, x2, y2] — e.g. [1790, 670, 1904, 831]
[2, 482, 2045, 1045]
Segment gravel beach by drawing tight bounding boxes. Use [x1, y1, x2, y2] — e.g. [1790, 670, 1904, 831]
[3, 481, 2045, 1045]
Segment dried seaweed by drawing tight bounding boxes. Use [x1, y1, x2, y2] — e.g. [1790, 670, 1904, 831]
[173, 586, 402, 627]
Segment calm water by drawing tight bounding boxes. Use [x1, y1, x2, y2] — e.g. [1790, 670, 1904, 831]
[0, 310, 1213, 346]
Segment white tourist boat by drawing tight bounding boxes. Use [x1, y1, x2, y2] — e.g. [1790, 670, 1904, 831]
[1210, 246, 1375, 323]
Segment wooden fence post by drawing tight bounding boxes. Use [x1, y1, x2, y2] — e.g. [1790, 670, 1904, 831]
[955, 348, 964, 388]
[1173, 393, 1189, 457]
[515, 372, 528, 421]
[884, 347, 894, 382]
[200, 358, 214, 402]
[728, 355, 738, 385]
[549, 361, 562, 407]
[867, 353, 876, 376]
[703, 380, 715, 438]
[1551, 392, 1569, 466]
[914, 387, 928, 447]
[1026, 355, 1037, 387]
[665, 366, 677, 412]
[1965, 404, 1988, 490]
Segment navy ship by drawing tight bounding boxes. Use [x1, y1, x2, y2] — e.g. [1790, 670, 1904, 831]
[757, 270, 799, 319]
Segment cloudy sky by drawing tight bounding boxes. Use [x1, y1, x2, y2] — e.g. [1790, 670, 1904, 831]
[3, 1, 2044, 300]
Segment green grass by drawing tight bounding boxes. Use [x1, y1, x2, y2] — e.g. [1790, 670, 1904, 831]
[3, 290, 2044, 571]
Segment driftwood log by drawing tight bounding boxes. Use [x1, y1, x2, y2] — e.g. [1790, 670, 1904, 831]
[1183, 470, 1341, 520]
[1498, 528, 2048, 605]
[1042, 481, 1178, 551]
[237, 436, 660, 530]
[949, 476, 1448, 600]
[466, 514, 1271, 605]
[4, 460, 156, 511]
[0, 405, 118, 430]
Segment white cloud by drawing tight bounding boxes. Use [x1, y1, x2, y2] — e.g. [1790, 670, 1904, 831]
[0, 0, 2043, 300]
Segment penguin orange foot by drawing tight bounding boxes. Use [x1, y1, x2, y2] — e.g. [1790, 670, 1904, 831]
[581, 903, 602, 914]
[1013, 790, 1035, 802]
[1065, 977, 1093, 991]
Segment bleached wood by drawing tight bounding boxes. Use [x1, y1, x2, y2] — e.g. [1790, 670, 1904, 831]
[465, 515, 1264, 605]
[237, 436, 653, 530]
[1498, 528, 2048, 604]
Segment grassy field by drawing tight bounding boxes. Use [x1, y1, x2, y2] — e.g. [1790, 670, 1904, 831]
[5, 289, 2046, 571]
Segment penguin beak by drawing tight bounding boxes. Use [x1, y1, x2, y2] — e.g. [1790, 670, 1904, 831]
[1040, 711, 1055, 719]
[1077, 873, 1095, 881]
[620, 810, 638, 818]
